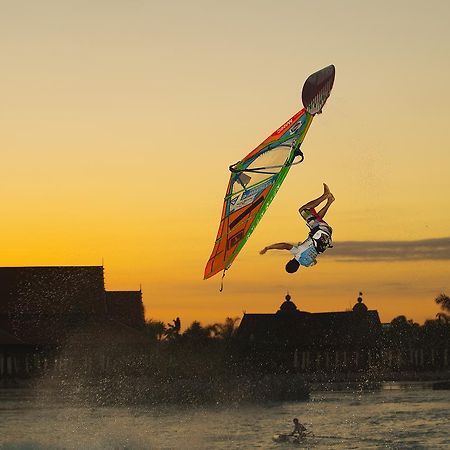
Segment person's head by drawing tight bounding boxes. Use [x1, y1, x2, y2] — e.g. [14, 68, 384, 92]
[285, 258, 300, 273]
[293, 418, 299, 424]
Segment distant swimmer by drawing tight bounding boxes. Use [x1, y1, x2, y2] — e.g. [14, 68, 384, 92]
[291, 418, 307, 437]
[260, 183, 334, 273]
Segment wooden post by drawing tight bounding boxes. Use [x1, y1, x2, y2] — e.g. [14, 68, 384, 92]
[301, 352, 306, 370]
[316, 352, 321, 371]
[293, 349, 299, 370]
[6, 356, 13, 375]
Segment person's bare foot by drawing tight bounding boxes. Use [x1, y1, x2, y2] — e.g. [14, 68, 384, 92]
[323, 183, 330, 196]
[328, 193, 335, 202]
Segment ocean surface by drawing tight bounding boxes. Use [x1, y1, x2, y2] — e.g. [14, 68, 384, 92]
[0, 383, 449, 449]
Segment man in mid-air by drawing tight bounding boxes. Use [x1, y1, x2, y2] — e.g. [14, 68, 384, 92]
[260, 183, 334, 273]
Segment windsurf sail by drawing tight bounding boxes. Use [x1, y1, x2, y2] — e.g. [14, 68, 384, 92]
[204, 65, 335, 280]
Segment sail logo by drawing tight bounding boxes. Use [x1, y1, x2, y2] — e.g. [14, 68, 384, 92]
[276, 118, 293, 134]
[230, 179, 273, 213]
[227, 230, 244, 249]
[289, 120, 303, 135]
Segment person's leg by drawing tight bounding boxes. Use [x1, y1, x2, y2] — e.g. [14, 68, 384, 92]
[316, 193, 335, 219]
[298, 183, 330, 212]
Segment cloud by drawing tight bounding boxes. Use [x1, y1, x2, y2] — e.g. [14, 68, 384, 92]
[325, 237, 450, 262]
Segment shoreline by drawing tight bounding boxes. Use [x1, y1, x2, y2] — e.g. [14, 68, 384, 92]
[1, 370, 449, 394]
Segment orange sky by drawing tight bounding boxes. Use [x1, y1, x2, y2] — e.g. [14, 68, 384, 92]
[1, 1, 449, 326]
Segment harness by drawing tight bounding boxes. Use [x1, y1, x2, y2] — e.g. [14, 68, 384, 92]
[309, 225, 333, 254]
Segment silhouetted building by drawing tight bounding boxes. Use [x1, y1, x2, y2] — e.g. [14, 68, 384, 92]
[0, 327, 33, 380]
[0, 266, 106, 346]
[278, 293, 299, 314]
[353, 292, 368, 313]
[0, 265, 149, 380]
[106, 290, 145, 329]
[236, 293, 382, 373]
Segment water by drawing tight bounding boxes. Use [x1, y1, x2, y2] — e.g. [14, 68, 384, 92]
[0, 384, 449, 449]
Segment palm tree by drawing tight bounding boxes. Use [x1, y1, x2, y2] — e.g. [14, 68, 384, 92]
[211, 317, 240, 340]
[435, 293, 450, 323]
[144, 319, 166, 341]
[386, 315, 419, 347]
[165, 317, 181, 340]
[183, 321, 212, 341]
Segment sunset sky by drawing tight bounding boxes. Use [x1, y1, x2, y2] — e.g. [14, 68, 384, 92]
[1, 1, 449, 327]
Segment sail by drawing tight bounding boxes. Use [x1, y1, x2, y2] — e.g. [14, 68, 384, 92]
[204, 65, 335, 280]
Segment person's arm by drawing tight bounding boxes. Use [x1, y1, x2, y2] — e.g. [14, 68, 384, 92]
[260, 243, 293, 254]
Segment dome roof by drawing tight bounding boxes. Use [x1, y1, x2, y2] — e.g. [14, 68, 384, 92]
[353, 292, 368, 313]
[278, 294, 299, 314]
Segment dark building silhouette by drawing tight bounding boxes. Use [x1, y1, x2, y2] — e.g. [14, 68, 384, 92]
[0, 265, 148, 380]
[106, 290, 145, 329]
[0, 328, 33, 380]
[236, 293, 382, 373]
[0, 266, 106, 346]
[353, 292, 368, 313]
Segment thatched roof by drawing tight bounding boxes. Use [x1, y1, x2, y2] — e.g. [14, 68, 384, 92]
[106, 291, 145, 329]
[62, 318, 149, 349]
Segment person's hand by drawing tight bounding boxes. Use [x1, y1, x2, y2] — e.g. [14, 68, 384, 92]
[259, 247, 267, 255]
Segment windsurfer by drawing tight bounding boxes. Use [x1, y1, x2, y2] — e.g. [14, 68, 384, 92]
[291, 418, 307, 436]
[259, 183, 334, 272]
